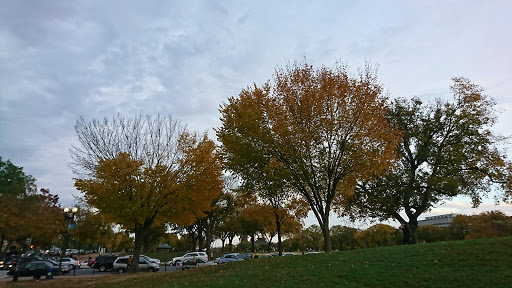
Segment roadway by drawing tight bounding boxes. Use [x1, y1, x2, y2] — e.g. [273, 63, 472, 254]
[0, 265, 180, 283]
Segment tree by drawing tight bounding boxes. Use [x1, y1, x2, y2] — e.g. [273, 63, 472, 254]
[302, 224, 323, 251]
[217, 60, 402, 251]
[0, 157, 37, 198]
[198, 176, 236, 258]
[354, 224, 398, 248]
[72, 114, 223, 271]
[417, 225, 448, 243]
[347, 77, 512, 243]
[330, 225, 358, 251]
[0, 158, 63, 251]
[449, 211, 512, 240]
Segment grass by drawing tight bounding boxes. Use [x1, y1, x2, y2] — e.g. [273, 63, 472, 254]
[4, 237, 512, 288]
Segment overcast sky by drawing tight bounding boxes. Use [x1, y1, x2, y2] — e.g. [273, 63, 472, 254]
[1, 1, 511, 227]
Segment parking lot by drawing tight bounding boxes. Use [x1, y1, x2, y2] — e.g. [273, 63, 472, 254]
[0, 264, 180, 283]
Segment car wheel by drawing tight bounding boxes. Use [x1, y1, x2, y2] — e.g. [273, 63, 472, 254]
[148, 267, 154, 272]
[99, 265, 106, 272]
[118, 268, 125, 273]
[175, 261, 181, 267]
[69, 264, 74, 270]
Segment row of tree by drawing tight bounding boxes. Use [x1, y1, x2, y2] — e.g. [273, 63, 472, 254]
[216, 60, 512, 251]
[2, 60, 511, 271]
[281, 210, 512, 251]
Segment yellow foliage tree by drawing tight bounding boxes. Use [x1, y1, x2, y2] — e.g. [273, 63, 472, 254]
[217, 60, 402, 251]
[73, 114, 223, 271]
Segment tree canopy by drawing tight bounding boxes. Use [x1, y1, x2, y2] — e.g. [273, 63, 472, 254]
[346, 77, 512, 243]
[72, 114, 223, 271]
[216, 60, 402, 251]
[0, 158, 62, 251]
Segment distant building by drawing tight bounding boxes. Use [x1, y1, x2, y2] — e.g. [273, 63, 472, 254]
[418, 213, 458, 228]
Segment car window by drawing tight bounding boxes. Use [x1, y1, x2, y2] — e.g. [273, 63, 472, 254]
[117, 258, 128, 264]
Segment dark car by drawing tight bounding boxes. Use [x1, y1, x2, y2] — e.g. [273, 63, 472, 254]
[93, 255, 118, 272]
[1, 259, 17, 270]
[7, 256, 43, 275]
[13, 261, 53, 279]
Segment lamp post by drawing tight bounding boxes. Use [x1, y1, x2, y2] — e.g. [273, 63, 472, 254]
[59, 207, 78, 273]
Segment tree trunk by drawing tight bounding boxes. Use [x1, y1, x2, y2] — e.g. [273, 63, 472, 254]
[205, 221, 214, 259]
[228, 235, 235, 252]
[321, 215, 332, 252]
[197, 224, 204, 251]
[132, 229, 144, 273]
[275, 214, 282, 256]
[409, 218, 418, 244]
[250, 234, 255, 252]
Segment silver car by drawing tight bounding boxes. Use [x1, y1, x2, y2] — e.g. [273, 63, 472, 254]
[113, 256, 159, 273]
[216, 253, 244, 264]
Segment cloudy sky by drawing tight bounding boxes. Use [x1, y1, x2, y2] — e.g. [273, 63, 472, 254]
[1, 1, 511, 227]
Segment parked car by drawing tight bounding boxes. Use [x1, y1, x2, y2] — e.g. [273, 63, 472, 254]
[87, 259, 96, 267]
[45, 259, 69, 275]
[59, 257, 80, 270]
[12, 261, 53, 279]
[216, 253, 244, 264]
[283, 253, 296, 256]
[140, 254, 161, 265]
[113, 256, 159, 273]
[0, 259, 17, 270]
[180, 258, 216, 270]
[237, 253, 253, 260]
[3, 260, 17, 271]
[167, 252, 208, 266]
[252, 253, 274, 259]
[6, 256, 43, 275]
[93, 254, 119, 272]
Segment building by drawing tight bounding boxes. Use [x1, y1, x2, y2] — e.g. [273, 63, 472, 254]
[417, 213, 458, 228]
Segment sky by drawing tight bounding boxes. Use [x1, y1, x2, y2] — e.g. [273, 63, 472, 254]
[1, 0, 511, 229]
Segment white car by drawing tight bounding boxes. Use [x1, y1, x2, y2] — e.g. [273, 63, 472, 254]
[59, 257, 80, 270]
[167, 252, 208, 266]
[113, 256, 160, 273]
[140, 254, 161, 265]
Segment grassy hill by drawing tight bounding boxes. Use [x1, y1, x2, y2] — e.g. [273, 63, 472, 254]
[5, 237, 512, 288]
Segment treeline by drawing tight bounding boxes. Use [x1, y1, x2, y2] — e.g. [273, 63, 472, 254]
[279, 210, 512, 252]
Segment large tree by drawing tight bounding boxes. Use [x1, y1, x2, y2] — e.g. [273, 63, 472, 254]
[72, 114, 223, 271]
[346, 77, 512, 243]
[216, 61, 402, 251]
[0, 158, 62, 251]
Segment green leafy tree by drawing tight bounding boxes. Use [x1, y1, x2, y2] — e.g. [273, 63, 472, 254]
[0, 158, 62, 251]
[417, 225, 448, 243]
[217, 60, 402, 252]
[0, 157, 37, 198]
[302, 224, 324, 251]
[347, 78, 512, 243]
[355, 224, 397, 248]
[330, 225, 358, 251]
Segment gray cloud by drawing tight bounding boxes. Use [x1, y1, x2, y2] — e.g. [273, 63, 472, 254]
[1, 0, 511, 220]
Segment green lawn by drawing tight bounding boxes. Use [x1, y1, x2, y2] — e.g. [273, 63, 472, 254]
[6, 237, 512, 288]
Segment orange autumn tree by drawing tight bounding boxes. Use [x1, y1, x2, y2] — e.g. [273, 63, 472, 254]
[72, 114, 222, 271]
[217, 60, 402, 252]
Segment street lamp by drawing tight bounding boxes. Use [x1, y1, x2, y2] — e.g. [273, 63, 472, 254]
[59, 207, 78, 274]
